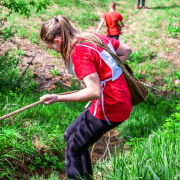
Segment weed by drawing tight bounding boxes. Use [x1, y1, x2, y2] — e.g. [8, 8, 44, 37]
[167, 25, 180, 38]
[16, 26, 28, 39]
[30, 32, 39, 44]
[173, 71, 180, 80]
[0, 49, 37, 94]
[50, 66, 60, 76]
[0, 27, 14, 42]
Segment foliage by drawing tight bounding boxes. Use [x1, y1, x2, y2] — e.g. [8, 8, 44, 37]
[0, 84, 86, 179]
[162, 100, 180, 138]
[167, 25, 180, 38]
[118, 92, 179, 139]
[50, 66, 61, 76]
[0, 0, 50, 18]
[0, 27, 14, 42]
[95, 101, 180, 179]
[0, 49, 37, 95]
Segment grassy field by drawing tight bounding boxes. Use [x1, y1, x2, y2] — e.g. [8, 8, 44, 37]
[0, 0, 180, 179]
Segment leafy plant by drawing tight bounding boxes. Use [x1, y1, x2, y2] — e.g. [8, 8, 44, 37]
[1, 0, 50, 17]
[15, 47, 25, 57]
[16, 26, 28, 39]
[167, 25, 180, 38]
[0, 27, 14, 42]
[30, 32, 39, 44]
[173, 71, 180, 80]
[162, 100, 180, 139]
[0, 49, 37, 94]
[50, 66, 60, 76]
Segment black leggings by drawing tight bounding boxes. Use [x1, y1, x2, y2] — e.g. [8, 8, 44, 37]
[64, 108, 122, 179]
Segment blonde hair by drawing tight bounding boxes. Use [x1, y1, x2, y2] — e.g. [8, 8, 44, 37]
[40, 15, 108, 66]
[109, 1, 116, 9]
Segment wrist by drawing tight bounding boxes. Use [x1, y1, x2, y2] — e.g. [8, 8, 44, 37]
[51, 94, 60, 103]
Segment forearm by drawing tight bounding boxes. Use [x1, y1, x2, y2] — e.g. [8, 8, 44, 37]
[41, 72, 102, 105]
[96, 24, 103, 33]
[57, 87, 101, 102]
[96, 18, 105, 33]
[121, 21, 124, 27]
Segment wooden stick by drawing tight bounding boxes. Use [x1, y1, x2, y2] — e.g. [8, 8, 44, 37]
[0, 90, 79, 121]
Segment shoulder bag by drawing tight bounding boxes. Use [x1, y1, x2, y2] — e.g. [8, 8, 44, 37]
[96, 43, 149, 106]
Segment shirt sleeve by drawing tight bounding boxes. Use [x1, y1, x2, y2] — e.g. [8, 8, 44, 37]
[106, 36, 120, 51]
[102, 13, 106, 19]
[71, 46, 97, 80]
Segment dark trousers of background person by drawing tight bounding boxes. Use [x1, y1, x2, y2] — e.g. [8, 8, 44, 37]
[107, 34, 119, 40]
[64, 108, 122, 180]
[137, 0, 145, 6]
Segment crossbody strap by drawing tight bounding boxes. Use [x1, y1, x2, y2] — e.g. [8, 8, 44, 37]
[95, 42, 131, 77]
[109, 12, 120, 27]
[80, 40, 131, 77]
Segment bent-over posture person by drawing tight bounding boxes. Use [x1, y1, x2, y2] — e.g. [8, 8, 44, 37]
[40, 15, 132, 180]
[96, 1, 124, 40]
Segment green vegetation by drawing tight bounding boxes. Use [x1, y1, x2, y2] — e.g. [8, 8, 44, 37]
[95, 101, 180, 179]
[1, 0, 49, 17]
[0, 0, 180, 179]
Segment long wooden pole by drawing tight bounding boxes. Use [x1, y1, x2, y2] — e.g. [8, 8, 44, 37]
[0, 90, 79, 121]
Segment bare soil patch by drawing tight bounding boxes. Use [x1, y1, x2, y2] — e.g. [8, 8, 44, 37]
[0, 36, 77, 92]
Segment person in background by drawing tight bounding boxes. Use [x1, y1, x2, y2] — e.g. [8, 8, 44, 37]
[136, 0, 148, 10]
[96, 1, 124, 40]
[40, 15, 132, 180]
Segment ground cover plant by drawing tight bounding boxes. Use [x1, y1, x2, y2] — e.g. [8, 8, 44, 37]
[0, 0, 180, 179]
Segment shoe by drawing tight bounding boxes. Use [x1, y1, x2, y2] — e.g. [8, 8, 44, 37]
[142, 6, 148, 10]
[136, 5, 139, 10]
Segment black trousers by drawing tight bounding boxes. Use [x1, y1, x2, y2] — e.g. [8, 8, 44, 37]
[107, 34, 119, 40]
[64, 108, 122, 179]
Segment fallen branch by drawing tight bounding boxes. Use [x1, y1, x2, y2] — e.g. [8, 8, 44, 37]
[90, 131, 111, 166]
[15, 54, 37, 88]
[97, 131, 111, 164]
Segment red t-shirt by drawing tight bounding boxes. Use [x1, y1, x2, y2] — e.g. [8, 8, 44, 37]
[103, 12, 123, 36]
[71, 34, 132, 122]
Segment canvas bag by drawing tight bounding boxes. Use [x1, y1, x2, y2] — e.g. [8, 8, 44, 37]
[109, 12, 122, 34]
[95, 43, 149, 106]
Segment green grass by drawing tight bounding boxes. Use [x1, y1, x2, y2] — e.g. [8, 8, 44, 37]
[0, 0, 180, 179]
[0, 86, 86, 179]
[94, 100, 180, 179]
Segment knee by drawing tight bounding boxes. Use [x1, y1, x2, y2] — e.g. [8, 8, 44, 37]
[64, 131, 69, 142]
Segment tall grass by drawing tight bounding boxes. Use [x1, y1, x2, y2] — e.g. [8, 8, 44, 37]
[95, 100, 180, 179]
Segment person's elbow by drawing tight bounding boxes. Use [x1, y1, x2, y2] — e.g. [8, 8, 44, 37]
[127, 47, 132, 56]
[94, 88, 102, 100]
[123, 46, 132, 59]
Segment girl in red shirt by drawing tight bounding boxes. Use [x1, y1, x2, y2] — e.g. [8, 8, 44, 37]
[96, 1, 124, 40]
[40, 15, 132, 180]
